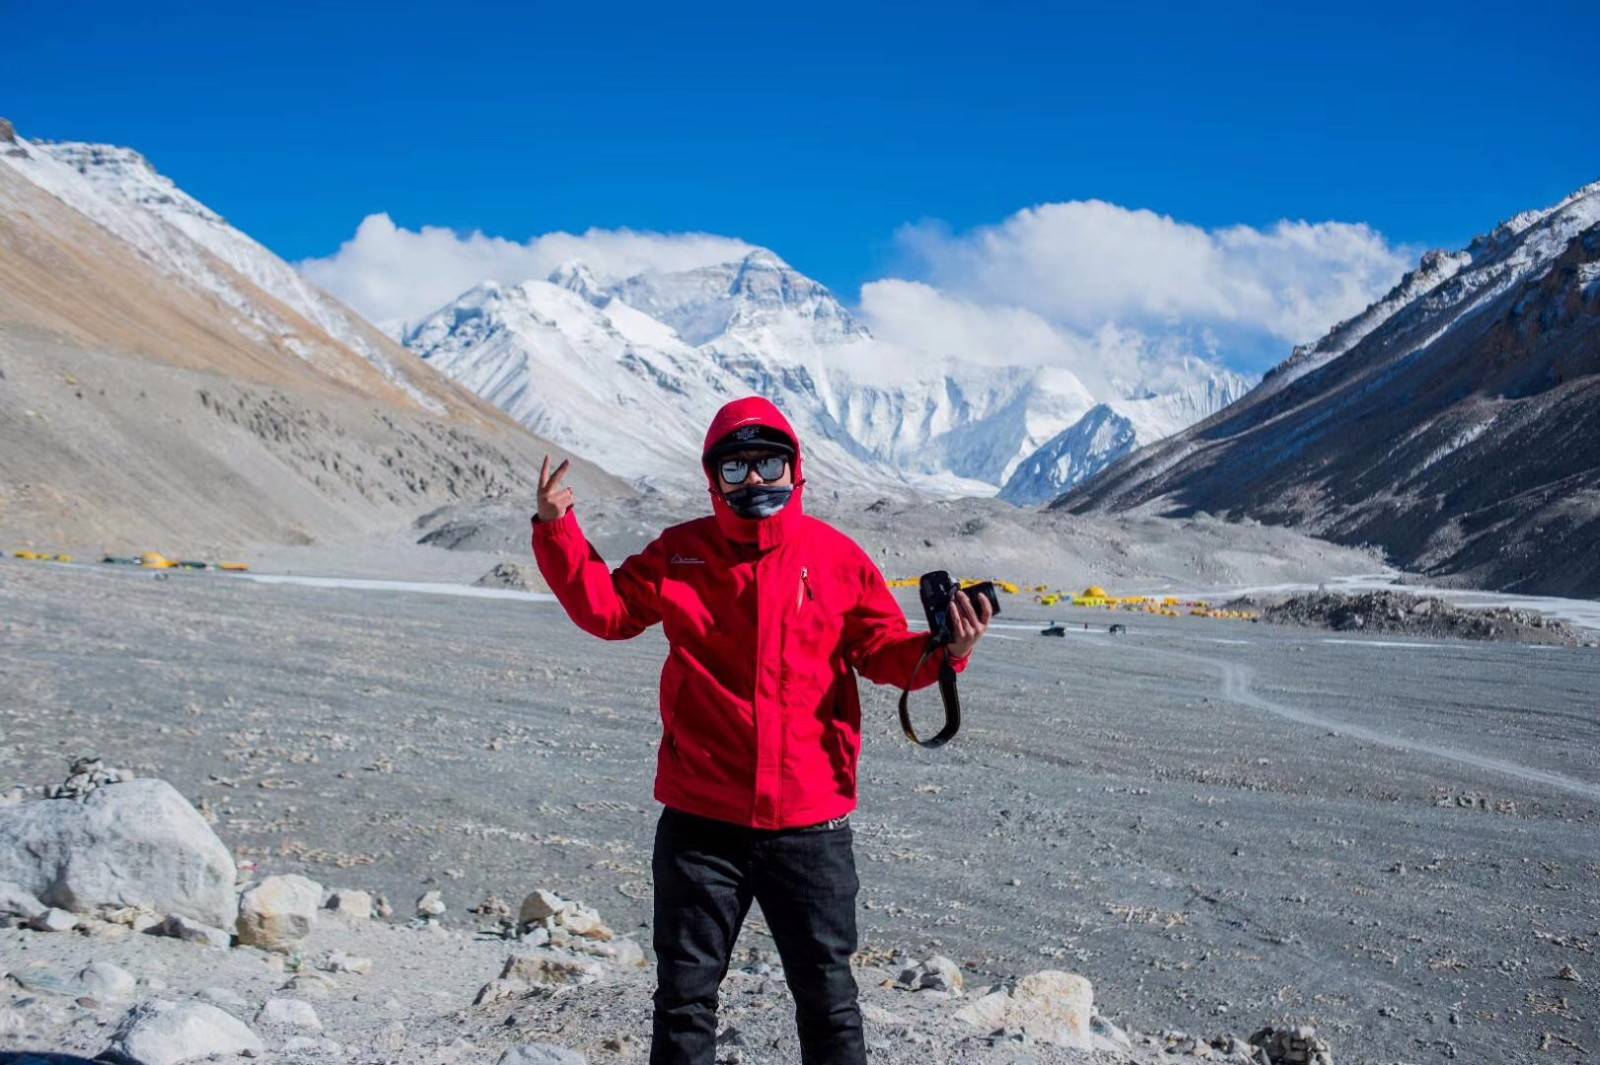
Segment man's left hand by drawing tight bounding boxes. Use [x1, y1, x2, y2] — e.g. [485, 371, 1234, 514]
[947, 589, 993, 660]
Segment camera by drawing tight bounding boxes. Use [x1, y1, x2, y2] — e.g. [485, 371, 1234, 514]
[899, 570, 999, 748]
[919, 571, 1000, 645]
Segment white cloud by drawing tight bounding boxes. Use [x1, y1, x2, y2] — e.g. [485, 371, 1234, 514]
[300, 200, 1411, 392]
[857, 199, 1412, 391]
[893, 200, 1410, 346]
[299, 213, 755, 326]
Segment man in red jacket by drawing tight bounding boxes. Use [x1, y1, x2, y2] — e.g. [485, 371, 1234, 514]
[533, 396, 991, 1065]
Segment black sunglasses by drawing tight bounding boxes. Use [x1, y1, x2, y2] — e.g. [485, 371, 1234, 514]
[718, 454, 789, 484]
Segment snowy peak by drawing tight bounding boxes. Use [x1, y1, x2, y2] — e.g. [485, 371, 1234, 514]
[43, 141, 224, 227]
[547, 260, 607, 304]
[609, 249, 869, 348]
[0, 129, 461, 415]
[405, 246, 1246, 499]
[999, 368, 1255, 506]
[1263, 180, 1600, 395]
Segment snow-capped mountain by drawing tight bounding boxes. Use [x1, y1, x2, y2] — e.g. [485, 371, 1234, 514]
[406, 249, 1249, 497]
[404, 277, 753, 490]
[1, 134, 456, 414]
[1062, 179, 1600, 596]
[999, 369, 1255, 505]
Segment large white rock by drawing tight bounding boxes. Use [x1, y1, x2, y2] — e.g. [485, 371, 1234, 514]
[0, 780, 236, 928]
[953, 970, 1094, 1049]
[236, 873, 322, 951]
[0, 879, 47, 921]
[108, 999, 265, 1064]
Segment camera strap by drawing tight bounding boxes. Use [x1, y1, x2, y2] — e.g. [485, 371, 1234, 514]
[897, 641, 961, 747]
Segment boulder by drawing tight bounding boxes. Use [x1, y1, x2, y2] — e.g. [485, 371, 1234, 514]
[236, 873, 322, 951]
[0, 879, 47, 921]
[108, 999, 265, 1064]
[0, 780, 236, 928]
[954, 970, 1094, 1049]
[518, 889, 567, 926]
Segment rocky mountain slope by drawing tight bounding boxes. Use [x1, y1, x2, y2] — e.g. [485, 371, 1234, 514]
[404, 248, 1237, 497]
[1060, 179, 1600, 597]
[0, 118, 620, 553]
[1000, 368, 1254, 505]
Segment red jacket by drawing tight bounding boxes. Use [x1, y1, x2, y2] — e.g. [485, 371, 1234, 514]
[532, 396, 965, 829]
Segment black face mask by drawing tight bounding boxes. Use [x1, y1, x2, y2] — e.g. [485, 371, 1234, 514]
[725, 484, 793, 519]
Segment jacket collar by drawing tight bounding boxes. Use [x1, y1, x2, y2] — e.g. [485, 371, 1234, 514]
[708, 480, 806, 550]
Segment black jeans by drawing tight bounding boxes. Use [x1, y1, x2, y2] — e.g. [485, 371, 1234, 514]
[650, 807, 866, 1065]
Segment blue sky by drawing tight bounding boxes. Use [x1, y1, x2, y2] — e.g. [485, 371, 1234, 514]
[6, 0, 1599, 374]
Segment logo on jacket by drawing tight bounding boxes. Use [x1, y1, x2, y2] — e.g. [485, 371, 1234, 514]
[670, 554, 706, 565]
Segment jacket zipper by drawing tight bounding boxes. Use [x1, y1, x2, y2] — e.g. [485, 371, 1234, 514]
[797, 566, 813, 611]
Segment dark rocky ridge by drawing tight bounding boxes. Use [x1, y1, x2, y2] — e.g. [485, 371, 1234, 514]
[1061, 186, 1600, 599]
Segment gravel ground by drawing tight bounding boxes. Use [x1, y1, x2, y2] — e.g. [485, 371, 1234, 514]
[2, 556, 1597, 1064]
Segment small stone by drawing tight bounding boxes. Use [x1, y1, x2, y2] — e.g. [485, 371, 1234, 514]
[76, 960, 137, 1001]
[1557, 964, 1581, 982]
[258, 996, 323, 1031]
[374, 893, 394, 919]
[237, 873, 322, 951]
[154, 913, 231, 948]
[28, 907, 79, 932]
[416, 889, 446, 918]
[918, 955, 964, 995]
[322, 950, 373, 976]
[589, 937, 646, 968]
[325, 890, 373, 920]
[1089, 1012, 1132, 1053]
[196, 986, 248, 1009]
[472, 894, 514, 921]
[283, 971, 338, 997]
[561, 905, 614, 940]
[518, 889, 567, 926]
[284, 1034, 343, 1055]
[498, 1045, 587, 1065]
[109, 999, 265, 1064]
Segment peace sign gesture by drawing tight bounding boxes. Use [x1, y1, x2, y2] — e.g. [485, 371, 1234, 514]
[537, 455, 575, 522]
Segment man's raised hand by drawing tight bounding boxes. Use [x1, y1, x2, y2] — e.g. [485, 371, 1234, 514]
[537, 455, 574, 523]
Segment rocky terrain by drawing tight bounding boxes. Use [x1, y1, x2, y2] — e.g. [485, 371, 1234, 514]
[407, 490, 1388, 598]
[0, 116, 622, 559]
[1, 759, 1328, 1065]
[1062, 181, 1600, 598]
[1233, 590, 1587, 647]
[2, 556, 1596, 1064]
